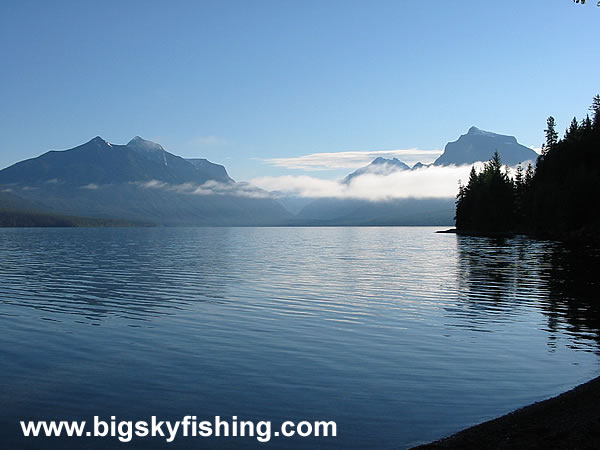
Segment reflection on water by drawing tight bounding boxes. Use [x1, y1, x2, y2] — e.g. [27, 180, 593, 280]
[455, 235, 600, 353]
[0, 227, 599, 449]
[541, 243, 600, 352]
[0, 228, 234, 321]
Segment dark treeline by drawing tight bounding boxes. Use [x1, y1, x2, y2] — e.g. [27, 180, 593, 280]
[455, 95, 600, 237]
[0, 210, 152, 228]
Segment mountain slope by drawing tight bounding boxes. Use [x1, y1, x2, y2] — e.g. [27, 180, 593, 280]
[434, 126, 538, 166]
[294, 197, 454, 226]
[186, 158, 233, 183]
[0, 137, 291, 226]
[0, 136, 234, 186]
[344, 157, 410, 183]
[0, 190, 44, 212]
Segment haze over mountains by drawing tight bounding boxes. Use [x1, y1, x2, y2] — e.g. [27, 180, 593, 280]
[286, 127, 537, 225]
[0, 127, 537, 226]
[0, 137, 290, 226]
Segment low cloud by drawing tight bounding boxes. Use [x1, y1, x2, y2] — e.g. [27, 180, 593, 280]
[80, 183, 100, 190]
[252, 165, 481, 201]
[138, 180, 167, 189]
[264, 148, 442, 171]
[134, 180, 270, 199]
[74, 161, 530, 203]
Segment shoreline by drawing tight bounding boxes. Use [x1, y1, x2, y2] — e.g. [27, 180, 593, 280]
[411, 376, 600, 449]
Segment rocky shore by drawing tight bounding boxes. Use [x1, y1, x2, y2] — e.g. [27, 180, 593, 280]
[412, 376, 600, 449]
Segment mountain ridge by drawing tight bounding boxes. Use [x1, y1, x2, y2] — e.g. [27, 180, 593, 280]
[0, 137, 290, 226]
[344, 157, 411, 183]
[0, 127, 540, 227]
[434, 126, 537, 166]
[0, 136, 233, 186]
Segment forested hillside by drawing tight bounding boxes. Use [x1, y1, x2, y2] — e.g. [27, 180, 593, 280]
[455, 95, 600, 237]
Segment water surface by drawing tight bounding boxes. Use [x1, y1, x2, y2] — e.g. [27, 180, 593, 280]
[0, 227, 599, 448]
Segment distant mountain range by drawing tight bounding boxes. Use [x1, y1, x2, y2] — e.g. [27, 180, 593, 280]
[295, 154, 455, 226]
[290, 127, 537, 225]
[0, 127, 539, 226]
[0, 137, 290, 226]
[342, 126, 537, 182]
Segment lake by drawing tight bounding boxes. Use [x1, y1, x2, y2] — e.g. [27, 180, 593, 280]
[0, 227, 599, 448]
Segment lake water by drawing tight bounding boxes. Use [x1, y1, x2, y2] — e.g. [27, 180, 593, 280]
[1, 227, 599, 448]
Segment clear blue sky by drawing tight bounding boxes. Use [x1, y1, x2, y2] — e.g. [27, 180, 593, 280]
[1, 0, 598, 181]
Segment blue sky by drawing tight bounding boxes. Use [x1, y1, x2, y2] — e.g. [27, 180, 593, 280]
[1, 0, 598, 181]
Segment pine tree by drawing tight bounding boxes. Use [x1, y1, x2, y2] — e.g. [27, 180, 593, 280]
[515, 164, 524, 187]
[590, 95, 600, 129]
[524, 163, 534, 187]
[582, 114, 592, 132]
[513, 164, 525, 226]
[455, 95, 600, 236]
[455, 152, 515, 231]
[565, 117, 579, 140]
[543, 116, 558, 155]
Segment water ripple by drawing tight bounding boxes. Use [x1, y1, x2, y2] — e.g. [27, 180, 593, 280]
[1, 227, 599, 449]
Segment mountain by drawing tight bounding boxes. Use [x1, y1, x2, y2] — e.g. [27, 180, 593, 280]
[0, 189, 43, 212]
[127, 136, 231, 183]
[0, 137, 291, 226]
[434, 126, 538, 166]
[186, 158, 233, 183]
[284, 156, 453, 225]
[0, 189, 146, 227]
[411, 162, 428, 170]
[0, 136, 233, 186]
[344, 157, 410, 183]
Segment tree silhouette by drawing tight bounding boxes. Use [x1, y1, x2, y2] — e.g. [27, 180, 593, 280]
[590, 95, 600, 128]
[543, 116, 558, 156]
[455, 95, 600, 237]
[565, 117, 579, 140]
[455, 151, 515, 232]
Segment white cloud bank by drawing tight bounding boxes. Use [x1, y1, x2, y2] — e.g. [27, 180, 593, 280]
[252, 164, 481, 201]
[133, 180, 270, 199]
[264, 148, 443, 171]
[79, 161, 532, 203]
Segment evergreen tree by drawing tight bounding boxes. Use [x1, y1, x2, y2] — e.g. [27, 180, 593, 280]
[524, 163, 534, 187]
[543, 116, 558, 155]
[565, 117, 579, 140]
[514, 164, 524, 187]
[582, 114, 592, 133]
[455, 95, 600, 236]
[455, 152, 514, 232]
[590, 95, 600, 129]
[513, 164, 525, 225]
